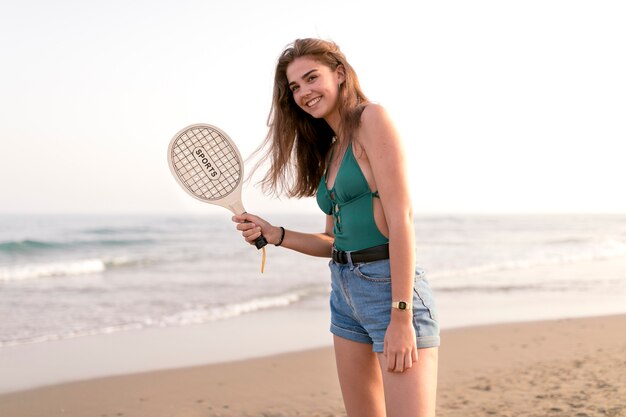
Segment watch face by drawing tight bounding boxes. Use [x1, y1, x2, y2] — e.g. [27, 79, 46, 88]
[398, 301, 407, 310]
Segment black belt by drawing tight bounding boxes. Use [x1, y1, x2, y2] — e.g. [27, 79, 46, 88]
[331, 243, 389, 265]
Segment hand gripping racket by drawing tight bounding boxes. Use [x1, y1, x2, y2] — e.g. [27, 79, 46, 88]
[167, 123, 268, 271]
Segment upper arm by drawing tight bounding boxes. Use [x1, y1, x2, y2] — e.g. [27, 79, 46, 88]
[358, 104, 413, 223]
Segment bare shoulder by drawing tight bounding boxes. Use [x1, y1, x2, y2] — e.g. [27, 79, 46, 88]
[358, 103, 400, 147]
[360, 103, 391, 127]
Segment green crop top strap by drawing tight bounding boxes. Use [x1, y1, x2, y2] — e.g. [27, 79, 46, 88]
[316, 141, 389, 252]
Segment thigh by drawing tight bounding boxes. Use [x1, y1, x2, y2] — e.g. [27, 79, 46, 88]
[333, 335, 386, 417]
[377, 347, 438, 417]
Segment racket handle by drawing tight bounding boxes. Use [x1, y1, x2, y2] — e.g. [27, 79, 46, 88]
[254, 235, 268, 249]
[241, 218, 268, 249]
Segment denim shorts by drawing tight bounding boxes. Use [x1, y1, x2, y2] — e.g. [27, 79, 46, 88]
[329, 258, 440, 352]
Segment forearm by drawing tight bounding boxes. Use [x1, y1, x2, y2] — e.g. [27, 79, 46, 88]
[233, 213, 334, 257]
[388, 214, 416, 320]
[261, 222, 333, 257]
[272, 214, 335, 257]
[277, 227, 334, 258]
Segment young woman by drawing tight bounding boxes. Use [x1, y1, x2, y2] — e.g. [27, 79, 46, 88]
[233, 38, 440, 417]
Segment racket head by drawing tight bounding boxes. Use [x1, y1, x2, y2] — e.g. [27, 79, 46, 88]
[167, 123, 246, 214]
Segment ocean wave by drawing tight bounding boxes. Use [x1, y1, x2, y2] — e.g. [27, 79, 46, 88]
[84, 226, 155, 235]
[0, 238, 155, 254]
[0, 323, 146, 347]
[435, 284, 541, 293]
[430, 239, 626, 280]
[0, 255, 152, 281]
[0, 291, 307, 347]
[0, 239, 61, 252]
[169, 293, 304, 324]
[0, 259, 107, 281]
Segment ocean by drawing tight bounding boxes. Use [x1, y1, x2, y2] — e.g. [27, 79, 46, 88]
[1, 213, 626, 349]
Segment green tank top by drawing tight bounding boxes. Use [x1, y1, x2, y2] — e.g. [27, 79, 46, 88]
[316, 142, 389, 251]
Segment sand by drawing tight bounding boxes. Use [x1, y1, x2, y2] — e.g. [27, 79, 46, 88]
[1, 314, 625, 417]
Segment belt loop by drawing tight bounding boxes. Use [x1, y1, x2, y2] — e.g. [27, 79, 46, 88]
[345, 250, 355, 269]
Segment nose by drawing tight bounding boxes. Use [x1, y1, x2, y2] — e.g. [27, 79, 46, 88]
[298, 86, 312, 99]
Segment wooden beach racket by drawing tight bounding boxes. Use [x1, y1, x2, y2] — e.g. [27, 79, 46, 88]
[167, 123, 268, 271]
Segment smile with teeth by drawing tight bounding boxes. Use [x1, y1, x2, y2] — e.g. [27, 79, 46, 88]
[306, 97, 321, 107]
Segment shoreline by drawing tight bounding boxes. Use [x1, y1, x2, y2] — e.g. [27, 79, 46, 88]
[0, 300, 333, 394]
[1, 313, 625, 417]
[2, 254, 626, 395]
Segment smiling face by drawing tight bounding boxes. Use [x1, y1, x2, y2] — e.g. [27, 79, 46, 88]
[286, 56, 345, 129]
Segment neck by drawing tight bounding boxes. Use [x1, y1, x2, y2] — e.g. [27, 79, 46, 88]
[324, 111, 341, 136]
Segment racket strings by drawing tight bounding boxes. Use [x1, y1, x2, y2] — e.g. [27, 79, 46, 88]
[171, 127, 242, 201]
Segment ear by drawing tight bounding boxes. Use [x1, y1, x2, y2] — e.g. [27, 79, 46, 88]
[336, 64, 346, 84]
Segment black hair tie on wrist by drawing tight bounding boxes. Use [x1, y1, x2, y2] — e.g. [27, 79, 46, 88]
[275, 226, 285, 247]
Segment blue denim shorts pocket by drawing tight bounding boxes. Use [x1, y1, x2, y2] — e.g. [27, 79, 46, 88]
[353, 259, 392, 282]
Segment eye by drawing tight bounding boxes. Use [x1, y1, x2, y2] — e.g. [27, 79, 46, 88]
[307, 75, 317, 82]
[290, 85, 299, 93]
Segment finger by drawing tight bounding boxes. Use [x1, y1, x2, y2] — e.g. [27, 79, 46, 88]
[412, 347, 418, 364]
[386, 354, 395, 372]
[232, 214, 249, 223]
[240, 227, 259, 239]
[239, 223, 253, 234]
[387, 352, 400, 372]
[243, 227, 262, 240]
[236, 222, 255, 232]
[394, 353, 404, 373]
[240, 214, 259, 225]
[404, 351, 413, 371]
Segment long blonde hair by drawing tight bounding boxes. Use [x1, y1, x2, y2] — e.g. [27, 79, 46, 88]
[253, 38, 369, 198]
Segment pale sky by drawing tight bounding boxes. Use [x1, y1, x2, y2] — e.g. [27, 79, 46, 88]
[1, 0, 624, 216]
